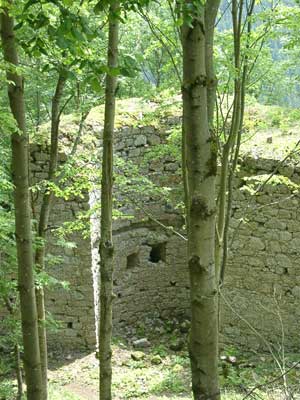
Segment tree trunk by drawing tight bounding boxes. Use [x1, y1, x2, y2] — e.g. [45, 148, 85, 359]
[182, 2, 220, 399]
[204, 0, 222, 287]
[0, 4, 43, 399]
[99, 3, 119, 400]
[205, 0, 221, 129]
[219, 0, 255, 284]
[15, 343, 23, 400]
[4, 298, 23, 399]
[35, 73, 66, 400]
[216, 0, 245, 284]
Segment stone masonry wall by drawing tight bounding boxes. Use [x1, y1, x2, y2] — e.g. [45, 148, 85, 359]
[89, 115, 189, 343]
[30, 145, 95, 350]
[221, 157, 300, 351]
[27, 109, 300, 352]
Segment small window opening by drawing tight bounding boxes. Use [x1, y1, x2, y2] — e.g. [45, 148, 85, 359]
[149, 242, 166, 263]
[127, 252, 139, 269]
[67, 322, 73, 329]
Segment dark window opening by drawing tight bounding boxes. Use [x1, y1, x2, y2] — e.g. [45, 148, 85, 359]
[127, 252, 139, 269]
[67, 322, 73, 329]
[149, 242, 166, 263]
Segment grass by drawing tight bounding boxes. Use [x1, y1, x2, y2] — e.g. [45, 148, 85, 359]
[35, 93, 300, 164]
[49, 385, 82, 400]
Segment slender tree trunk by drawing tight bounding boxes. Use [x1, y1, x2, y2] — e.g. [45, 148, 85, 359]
[99, 3, 119, 399]
[15, 343, 23, 400]
[35, 73, 66, 400]
[36, 90, 41, 130]
[0, 4, 43, 399]
[4, 298, 23, 399]
[220, 0, 255, 284]
[215, 0, 243, 283]
[205, 0, 222, 287]
[216, 94, 241, 282]
[182, 2, 220, 399]
[205, 0, 221, 128]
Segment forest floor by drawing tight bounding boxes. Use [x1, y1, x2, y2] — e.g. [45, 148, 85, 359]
[45, 336, 300, 400]
[2, 334, 300, 399]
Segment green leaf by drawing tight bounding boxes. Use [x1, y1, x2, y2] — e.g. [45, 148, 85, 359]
[36, 38, 48, 55]
[94, 0, 109, 14]
[34, 13, 50, 29]
[47, 25, 57, 39]
[71, 26, 85, 42]
[23, 0, 39, 11]
[41, 63, 50, 72]
[66, 70, 77, 80]
[56, 35, 69, 49]
[14, 22, 24, 30]
[119, 66, 136, 78]
[90, 77, 102, 93]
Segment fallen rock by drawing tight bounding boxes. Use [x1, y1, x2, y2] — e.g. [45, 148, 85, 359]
[151, 355, 162, 365]
[220, 355, 237, 365]
[173, 363, 184, 373]
[131, 351, 145, 361]
[133, 338, 151, 348]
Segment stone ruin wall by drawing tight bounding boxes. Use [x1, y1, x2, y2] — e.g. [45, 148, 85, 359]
[221, 156, 300, 351]
[89, 119, 189, 340]
[29, 117, 300, 352]
[30, 147, 95, 349]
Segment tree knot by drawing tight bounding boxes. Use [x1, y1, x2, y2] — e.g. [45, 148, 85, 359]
[190, 195, 214, 220]
[188, 255, 207, 274]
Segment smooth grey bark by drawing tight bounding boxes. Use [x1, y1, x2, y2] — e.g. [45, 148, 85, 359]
[35, 72, 66, 400]
[15, 343, 23, 400]
[216, 0, 256, 285]
[215, 0, 243, 283]
[99, 2, 119, 399]
[205, 0, 221, 129]
[0, 4, 43, 399]
[182, 1, 220, 399]
[220, 0, 255, 283]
